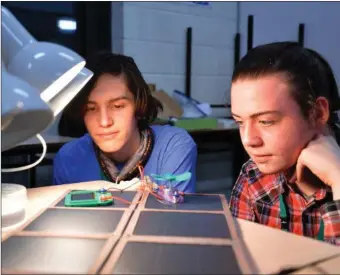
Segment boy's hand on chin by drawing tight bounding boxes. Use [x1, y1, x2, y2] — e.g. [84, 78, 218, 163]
[294, 133, 340, 188]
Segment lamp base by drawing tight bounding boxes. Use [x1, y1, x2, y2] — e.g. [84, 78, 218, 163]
[1, 183, 27, 229]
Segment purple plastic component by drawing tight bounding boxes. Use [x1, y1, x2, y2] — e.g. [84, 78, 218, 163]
[156, 187, 184, 204]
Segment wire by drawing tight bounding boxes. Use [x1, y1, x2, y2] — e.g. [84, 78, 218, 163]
[1, 134, 47, 173]
[110, 165, 144, 190]
[106, 165, 146, 204]
[138, 164, 144, 181]
[108, 195, 137, 205]
[108, 178, 141, 192]
[107, 165, 183, 205]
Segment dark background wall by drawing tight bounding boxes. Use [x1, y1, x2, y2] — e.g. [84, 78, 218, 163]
[2, 1, 112, 59]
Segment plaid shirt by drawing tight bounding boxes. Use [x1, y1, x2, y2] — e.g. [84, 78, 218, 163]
[229, 159, 340, 246]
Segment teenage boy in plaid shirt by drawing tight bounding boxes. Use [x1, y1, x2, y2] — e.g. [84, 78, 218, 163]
[229, 42, 340, 246]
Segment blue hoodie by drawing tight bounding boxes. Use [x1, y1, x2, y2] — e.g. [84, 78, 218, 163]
[53, 125, 197, 192]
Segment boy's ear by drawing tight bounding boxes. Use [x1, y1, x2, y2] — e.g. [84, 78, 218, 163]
[311, 97, 329, 127]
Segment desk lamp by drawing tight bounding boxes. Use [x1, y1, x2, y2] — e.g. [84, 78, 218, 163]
[2, 6, 93, 117]
[1, 6, 93, 229]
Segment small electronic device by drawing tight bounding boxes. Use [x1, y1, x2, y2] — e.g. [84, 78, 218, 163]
[64, 189, 113, 207]
[156, 186, 184, 204]
[150, 172, 191, 204]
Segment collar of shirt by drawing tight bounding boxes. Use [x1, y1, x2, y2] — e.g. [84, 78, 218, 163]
[242, 159, 332, 206]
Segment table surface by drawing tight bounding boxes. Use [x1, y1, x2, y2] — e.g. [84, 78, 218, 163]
[2, 181, 340, 274]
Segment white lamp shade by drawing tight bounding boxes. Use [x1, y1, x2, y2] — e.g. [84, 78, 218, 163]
[1, 6, 34, 66]
[1, 6, 93, 150]
[7, 42, 86, 104]
[2, 67, 54, 152]
[49, 67, 93, 116]
[2, 6, 87, 106]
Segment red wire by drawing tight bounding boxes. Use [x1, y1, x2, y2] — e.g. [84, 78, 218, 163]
[108, 195, 137, 205]
[106, 165, 191, 205]
[138, 165, 144, 181]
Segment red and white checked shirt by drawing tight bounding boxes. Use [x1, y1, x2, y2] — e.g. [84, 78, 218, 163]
[229, 159, 340, 246]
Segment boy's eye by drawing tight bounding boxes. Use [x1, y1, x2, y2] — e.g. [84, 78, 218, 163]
[259, 120, 275, 126]
[86, 106, 96, 112]
[110, 103, 126, 109]
[235, 120, 243, 126]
